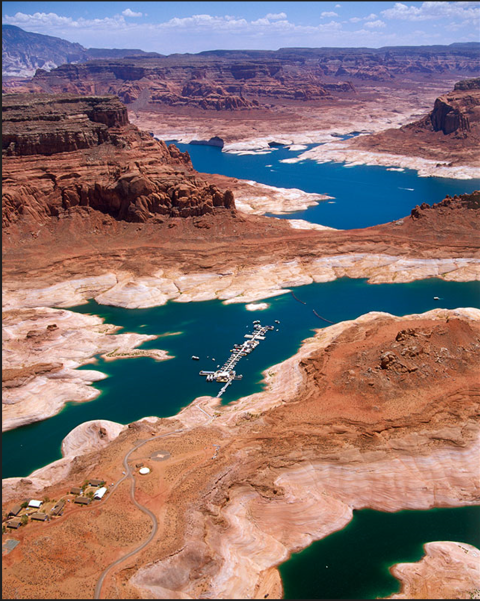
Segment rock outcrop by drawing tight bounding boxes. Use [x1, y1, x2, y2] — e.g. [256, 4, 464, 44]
[389, 541, 480, 599]
[346, 79, 480, 168]
[2, 305, 171, 431]
[2, 309, 479, 599]
[418, 77, 480, 136]
[2, 93, 236, 228]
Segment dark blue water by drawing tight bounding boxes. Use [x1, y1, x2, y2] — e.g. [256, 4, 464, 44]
[2, 278, 479, 479]
[280, 506, 480, 599]
[168, 141, 480, 230]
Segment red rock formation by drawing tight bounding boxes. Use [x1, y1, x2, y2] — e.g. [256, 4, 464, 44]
[2, 93, 236, 227]
[402, 78, 479, 137]
[410, 192, 480, 221]
[350, 78, 480, 164]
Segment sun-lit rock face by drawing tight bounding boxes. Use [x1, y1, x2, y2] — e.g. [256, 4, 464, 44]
[389, 541, 480, 600]
[2, 93, 236, 228]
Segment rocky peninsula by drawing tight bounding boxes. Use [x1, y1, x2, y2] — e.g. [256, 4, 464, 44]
[289, 78, 480, 178]
[2, 307, 479, 598]
[2, 93, 480, 435]
[2, 88, 479, 600]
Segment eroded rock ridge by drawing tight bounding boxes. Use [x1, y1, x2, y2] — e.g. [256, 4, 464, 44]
[2, 93, 235, 227]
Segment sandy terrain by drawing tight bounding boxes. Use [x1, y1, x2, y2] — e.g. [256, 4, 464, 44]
[388, 541, 480, 599]
[130, 78, 451, 149]
[2, 306, 171, 430]
[2, 307, 479, 599]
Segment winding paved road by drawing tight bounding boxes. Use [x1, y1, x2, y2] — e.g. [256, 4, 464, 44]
[93, 428, 184, 599]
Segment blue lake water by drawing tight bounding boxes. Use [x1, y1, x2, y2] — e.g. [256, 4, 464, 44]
[3, 141, 479, 599]
[168, 141, 480, 229]
[3, 278, 479, 479]
[280, 505, 480, 599]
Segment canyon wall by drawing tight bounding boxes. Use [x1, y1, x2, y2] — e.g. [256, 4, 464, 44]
[2, 93, 236, 228]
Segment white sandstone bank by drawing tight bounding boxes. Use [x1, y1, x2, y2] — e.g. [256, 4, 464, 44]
[3, 256, 479, 312]
[282, 141, 480, 180]
[2, 307, 171, 431]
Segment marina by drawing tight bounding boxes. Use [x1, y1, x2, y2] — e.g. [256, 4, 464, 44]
[199, 322, 275, 397]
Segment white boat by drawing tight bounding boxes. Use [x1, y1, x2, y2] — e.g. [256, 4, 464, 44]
[433, 297, 440, 300]
[192, 355, 200, 360]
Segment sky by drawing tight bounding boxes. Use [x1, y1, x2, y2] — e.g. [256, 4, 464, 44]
[2, 1, 480, 53]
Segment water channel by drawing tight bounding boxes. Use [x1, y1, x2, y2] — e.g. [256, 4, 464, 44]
[3, 141, 479, 599]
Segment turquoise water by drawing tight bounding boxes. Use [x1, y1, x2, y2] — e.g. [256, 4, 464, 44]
[3, 142, 479, 599]
[168, 141, 480, 229]
[280, 505, 480, 599]
[2, 278, 479, 479]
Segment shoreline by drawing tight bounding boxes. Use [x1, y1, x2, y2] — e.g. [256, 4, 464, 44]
[2, 307, 479, 598]
[120, 308, 480, 598]
[2, 268, 479, 433]
[387, 541, 480, 599]
[4, 257, 480, 312]
[282, 141, 480, 180]
[1, 306, 172, 432]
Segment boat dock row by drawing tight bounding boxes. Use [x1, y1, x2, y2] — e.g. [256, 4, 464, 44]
[199, 322, 275, 397]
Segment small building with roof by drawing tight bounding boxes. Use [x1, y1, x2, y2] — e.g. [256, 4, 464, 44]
[28, 500, 42, 509]
[8, 504, 22, 517]
[30, 512, 48, 522]
[50, 500, 66, 516]
[70, 487, 82, 496]
[88, 479, 104, 487]
[74, 496, 91, 505]
[93, 487, 107, 500]
[6, 518, 22, 529]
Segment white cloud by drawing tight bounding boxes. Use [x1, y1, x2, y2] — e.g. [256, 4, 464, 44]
[321, 11, 339, 18]
[364, 20, 387, 28]
[445, 19, 472, 30]
[335, 4, 341, 7]
[122, 8, 143, 18]
[162, 14, 250, 30]
[2, 6, 478, 52]
[381, 2, 480, 22]
[265, 12, 287, 20]
[3, 11, 128, 30]
[349, 12, 378, 23]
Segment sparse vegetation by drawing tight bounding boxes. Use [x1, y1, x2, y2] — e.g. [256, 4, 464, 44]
[21, 515, 28, 526]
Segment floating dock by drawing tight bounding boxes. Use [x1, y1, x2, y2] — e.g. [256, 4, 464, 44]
[199, 322, 274, 397]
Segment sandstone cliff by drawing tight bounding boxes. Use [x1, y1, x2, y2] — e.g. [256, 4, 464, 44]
[348, 78, 480, 167]
[2, 94, 236, 227]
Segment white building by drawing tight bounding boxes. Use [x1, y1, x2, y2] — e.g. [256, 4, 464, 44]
[93, 487, 107, 500]
[28, 499, 42, 508]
